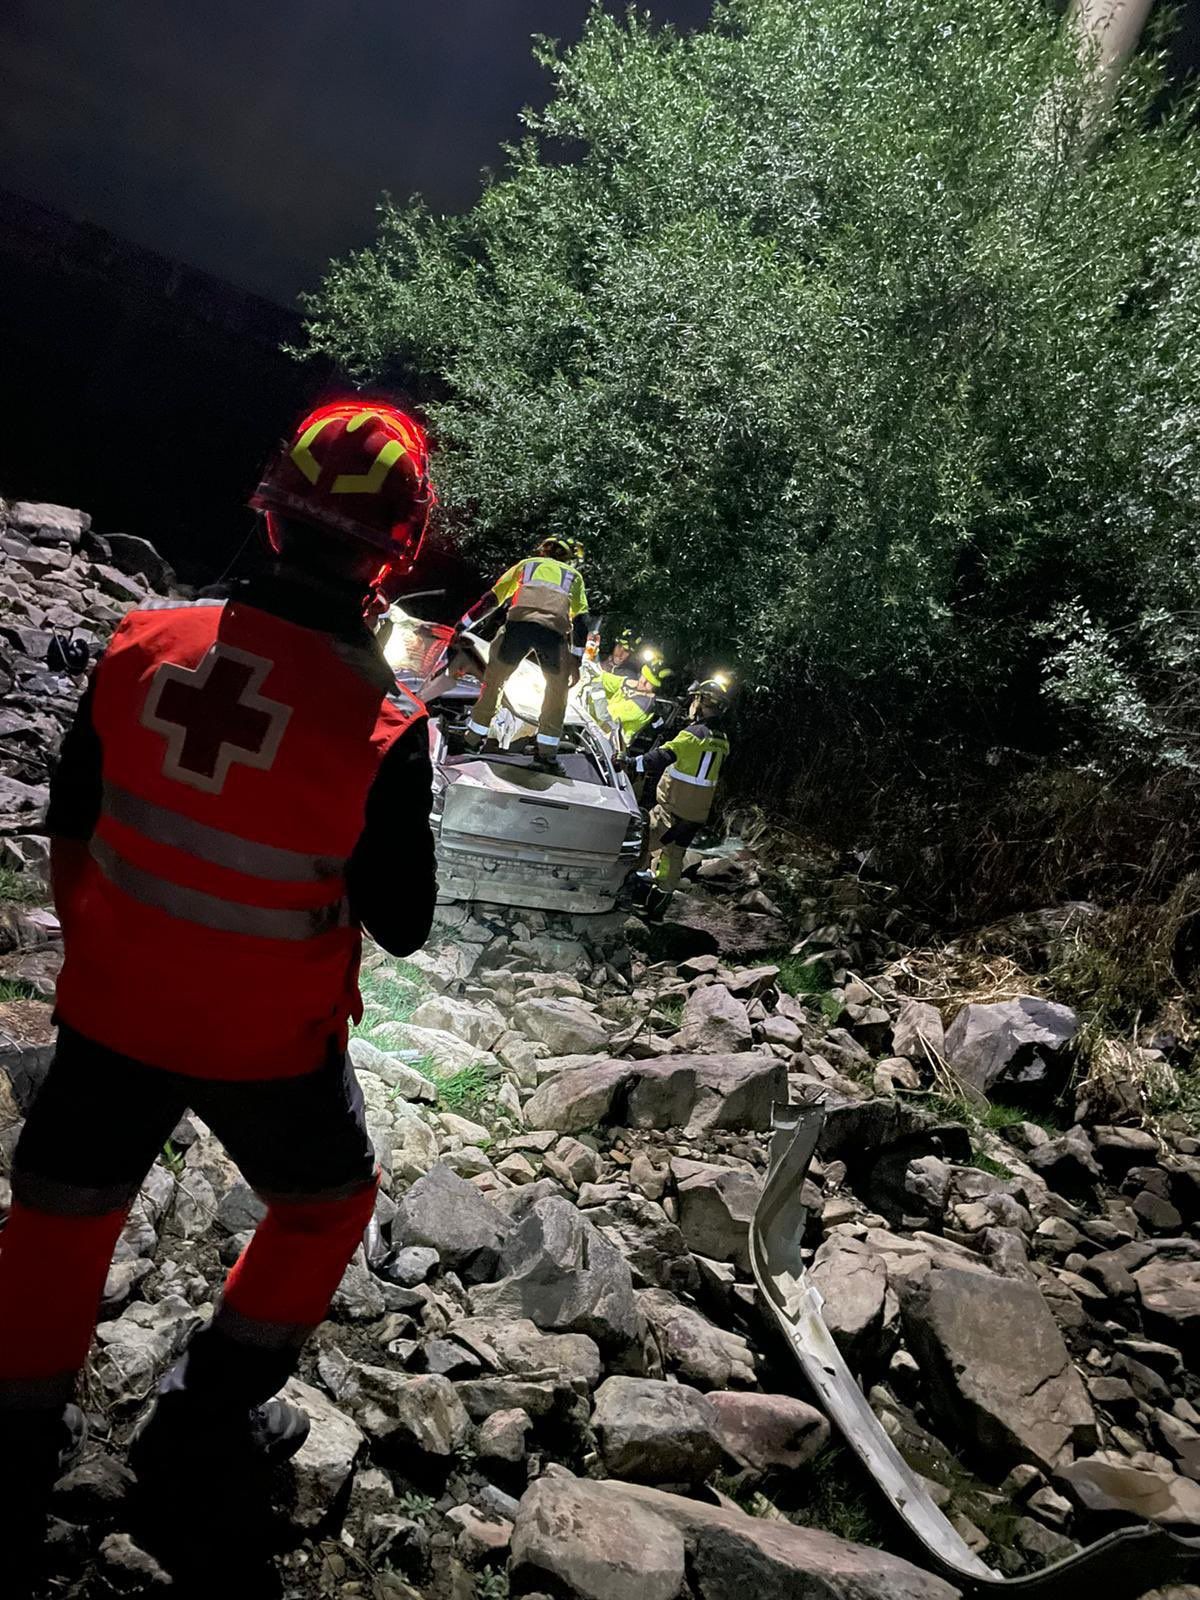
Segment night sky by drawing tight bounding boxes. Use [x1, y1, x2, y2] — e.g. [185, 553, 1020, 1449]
[0, 1, 713, 307]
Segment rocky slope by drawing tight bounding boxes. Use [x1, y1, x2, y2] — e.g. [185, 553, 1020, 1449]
[1, 499, 1198, 1599]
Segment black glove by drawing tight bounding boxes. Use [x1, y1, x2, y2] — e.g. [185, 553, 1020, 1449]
[47, 635, 90, 675]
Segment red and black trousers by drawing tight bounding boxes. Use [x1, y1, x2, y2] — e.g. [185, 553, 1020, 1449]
[0, 1023, 379, 1415]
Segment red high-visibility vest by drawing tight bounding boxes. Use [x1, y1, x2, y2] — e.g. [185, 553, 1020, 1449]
[55, 598, 426, 1080]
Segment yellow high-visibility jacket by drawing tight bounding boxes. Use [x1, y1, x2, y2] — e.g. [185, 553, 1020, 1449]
[493, 557, 588, 638]
[637, 719, 730, 824]
[600, 670, 654, 742]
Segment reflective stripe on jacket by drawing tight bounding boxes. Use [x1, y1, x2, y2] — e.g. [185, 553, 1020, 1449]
[494, 557, 588, 637]
[655, 720, 730, 824]
[55, 599, 425, 1080]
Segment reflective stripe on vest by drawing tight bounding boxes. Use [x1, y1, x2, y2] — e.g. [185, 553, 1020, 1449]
[518, 561, 576, 605]
[89, 837, 350, 941]
[102, 783, 342, 883]
[669, 768, 718, 787]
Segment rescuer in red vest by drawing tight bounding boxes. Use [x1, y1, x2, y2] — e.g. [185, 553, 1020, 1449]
[0, 400, 438, 1569]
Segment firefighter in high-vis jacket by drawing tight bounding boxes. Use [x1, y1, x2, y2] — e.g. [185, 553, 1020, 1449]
[633, 677, 731, 920]
[458, 537, 590, 769]
[0, 400, 438, 1577]
[601, 651, 671, 749]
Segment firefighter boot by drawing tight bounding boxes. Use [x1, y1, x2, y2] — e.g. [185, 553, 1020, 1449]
[129, 1384, 311, 1481]
[1, 1404, 86, 1591]
[644, 885, 673, 923]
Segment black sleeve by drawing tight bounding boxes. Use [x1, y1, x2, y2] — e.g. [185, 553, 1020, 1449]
[345, 716, 437, 957]
[571, 612, 591, 652]
[637, 736, 680, 785]
[45, 678, 103, 841]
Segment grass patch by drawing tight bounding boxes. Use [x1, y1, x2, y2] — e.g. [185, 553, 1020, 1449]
[475, 1573, 509, 1599]
[927, 1093, 1062, 1137]
[775, 953, 829, 998]
[773, 951, 842, 1023]
[355, 961, 427, 1032]
[425, 1062, 492, 1117]
[0, 978, 39, 1004]
[1154, 1065, 1200, 1121]
[656, 995, 685, 1028]
[786, 1445, 890, 1549]
[969, 1152, 1015, 1180]
[1048, 884, 1199, 1033]
[0, 867, 41, 905]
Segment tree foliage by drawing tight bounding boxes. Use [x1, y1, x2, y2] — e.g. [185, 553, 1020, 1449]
[300, 0, 1200, 790]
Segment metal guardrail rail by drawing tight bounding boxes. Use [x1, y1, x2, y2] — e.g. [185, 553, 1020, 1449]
[749, 1107, 1200, 1597]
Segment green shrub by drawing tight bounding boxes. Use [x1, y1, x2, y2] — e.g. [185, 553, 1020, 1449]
[0, 868, 41, 906]
[300, 0, 1200, 823]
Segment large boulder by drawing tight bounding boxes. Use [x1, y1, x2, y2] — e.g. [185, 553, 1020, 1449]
[708, 1391, 830, 1477]
[511, 997, 609, 1056]
[1056, 1456, 1200, 1528]
[510, 1476, 959, 1600]
[391, 1164, 510, 1283]
[280, 1378, 363, 1532]
[410, 995, 506, 1052]
[9, 501, 89, 544]
[809, 1236, 894, 1372]
[524, 1054, 785, 1137]
[638, 1289, 756, 1391]
[682, 1054, 787, 1134]
[447, 1316, 603, 1389]
[592, 1376, 722, 1484]
[470, 1196, 640, 1356]
[348, 1037, 437, 1103]
[677, 985, 753, 1054]
[676, 1166, 761, 1275]
[103, 531, 175, 591]
[944, 998, 1078, 1098]
[523, 1063, 633, 1134]
[666, 893, 789, 961]
[368, 1020, 499, 1078]
[317, 1349, 470, 1458]
[1135, 1258, 1200, 1362]
[891, 1000, 945, 1063]
[510, 1475, 687, 1600]
[900, 1265, 1096, 1473]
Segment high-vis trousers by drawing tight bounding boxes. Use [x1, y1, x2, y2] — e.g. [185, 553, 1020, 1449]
[466, 621, 572, 755]
[648, 803, 691, 892]
[0, 1024, 378, 1418]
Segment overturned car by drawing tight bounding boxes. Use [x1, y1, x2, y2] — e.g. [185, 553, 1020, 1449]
[382, 610, 644, 914]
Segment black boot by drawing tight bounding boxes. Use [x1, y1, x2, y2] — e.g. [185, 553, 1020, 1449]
[643, 885, 673, 923]
[129, 1385, 310, 1479]
[0, 1403, 86, 1592]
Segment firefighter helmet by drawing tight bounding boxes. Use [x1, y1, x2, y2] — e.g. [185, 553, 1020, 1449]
[617, 628, 642, 652]
[640, 646, 673, 690]
[251, 399, 434, 573]
[691, 675, 731, 712]
[538, 536, 584, 564]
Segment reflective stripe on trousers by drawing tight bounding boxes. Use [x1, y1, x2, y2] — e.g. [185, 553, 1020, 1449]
[89, 838, 350, 941]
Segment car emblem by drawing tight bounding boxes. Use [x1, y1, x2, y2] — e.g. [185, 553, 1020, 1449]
[530, 815, 550, 833]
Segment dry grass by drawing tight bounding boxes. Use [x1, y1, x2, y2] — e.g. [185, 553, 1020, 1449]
[884, 947, 1045, 1011]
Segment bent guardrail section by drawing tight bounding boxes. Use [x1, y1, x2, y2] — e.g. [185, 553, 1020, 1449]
[749, 1107, 1200, 1597]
